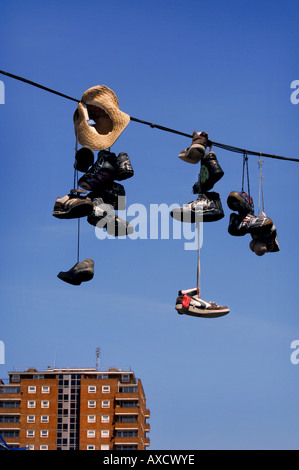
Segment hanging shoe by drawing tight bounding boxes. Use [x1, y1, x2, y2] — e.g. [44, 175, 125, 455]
[57, 258, 94, 285]
[175, 289, 230, 318]
[227, 191, 254, 215]
[78, 150, 117, 191]
[52, 193, 93, 219]
[170, 192, 224, 223]
[228, 212, 273, 236]
[87, 197, 134, 236]
[249, 222, 280, 256]
[115, 152, 134, 181]
[74, 147, 94, 173]
[179, 131, 209, 164]
[89, 182, 126, 211]
[193, 151, 224, 193]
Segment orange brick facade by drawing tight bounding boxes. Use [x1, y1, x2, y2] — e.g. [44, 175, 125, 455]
[0, 368, 150, 450]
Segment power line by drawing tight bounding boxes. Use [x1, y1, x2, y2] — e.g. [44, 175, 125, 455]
[1, 69, 298, 163]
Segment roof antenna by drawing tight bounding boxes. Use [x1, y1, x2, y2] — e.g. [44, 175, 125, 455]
[96, 347, 100, 371]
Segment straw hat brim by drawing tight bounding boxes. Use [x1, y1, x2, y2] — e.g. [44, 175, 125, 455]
[74, 85, 130, 150]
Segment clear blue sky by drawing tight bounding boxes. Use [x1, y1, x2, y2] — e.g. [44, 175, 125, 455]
[0, 0, 298, 450]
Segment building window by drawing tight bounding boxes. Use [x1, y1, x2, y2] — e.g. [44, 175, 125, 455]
[28, 445, 34, 450]
[101, 415, 109, 423]
[101, 445, 109, 450]
[27, 415, 35, 423]
[87, 430, 95, 438]
[88, 386, 96, 393]
[88, 415, 96, 423]
[42, 386, 50, 394]
[27, 401, 36, 408]
[87, 445, 95, 450]
[40, 430, 48, 438]
[41, 415, 49, 423]
[101, 400, 110, 408]
[88, 400, 96, 408]
[122, 374, 130, 383]
[101, 430, 109, 438]
[26, 430, 35, 438]
[28, 386, 36, 393]
[40, 445, 48, 450]
[41, 401, 49, 408]
[102, 386, 110, 393]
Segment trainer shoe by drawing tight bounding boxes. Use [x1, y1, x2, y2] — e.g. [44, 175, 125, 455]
[115, 152, 134, 181]
[52, 193, 93, 219]
[249, 222, 279, 255]
[78, 150, 117, 191]
[87, 197, 134, 236]
[57, 258, 94, 285]
[193, 151, 224, 193]
[228, 212, 273, 237]
[227, 191, 254, 215]
[175, 289, 230, 318]
[170, 192, 224, 223]
[179, 131, 209, 164]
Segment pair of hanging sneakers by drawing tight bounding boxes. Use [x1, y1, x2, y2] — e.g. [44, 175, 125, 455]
[171, 131, 225, 223]
[227, 191, 279, 255]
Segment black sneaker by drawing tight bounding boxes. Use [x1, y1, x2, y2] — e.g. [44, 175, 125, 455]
[170, 192, 224, 223]
[89, 182, 126, 210]
[78, 150, 117, 191]
[249, 221, 280, 255]
[227, 191, 254, 215]
[193, 151, 224, 193]
[115, 152, 134, 181]
[179, 131, 209, 164]
[228, 212, 273, 236]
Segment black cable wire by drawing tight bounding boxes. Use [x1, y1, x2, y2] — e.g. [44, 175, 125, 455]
[1, 69, 298, 163]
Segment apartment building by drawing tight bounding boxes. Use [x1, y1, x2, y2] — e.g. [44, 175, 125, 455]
[0, 367, 150, 450]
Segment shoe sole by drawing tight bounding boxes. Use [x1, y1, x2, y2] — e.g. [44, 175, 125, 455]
[175, 304, 230, 318]
[171, 210, 224, 223]
[227, 192, 253, 213]
[58, 269, 94, 285]
[179, 144, 205, 164]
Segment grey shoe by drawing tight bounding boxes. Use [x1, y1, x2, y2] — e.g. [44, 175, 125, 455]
[57, 258, 94, 285]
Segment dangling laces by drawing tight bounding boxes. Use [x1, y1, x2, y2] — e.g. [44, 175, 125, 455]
[241, 151, 251, 197]
[258, 154, 265, 214]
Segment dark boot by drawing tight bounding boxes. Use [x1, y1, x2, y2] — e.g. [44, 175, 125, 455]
[193, 151, 224, 193]
[57, 258, 94, 285]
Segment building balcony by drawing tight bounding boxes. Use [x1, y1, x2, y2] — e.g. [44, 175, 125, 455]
[144, 423, 150, 433]
[145, 409, 150, 418]
[144, 437, 150, 447]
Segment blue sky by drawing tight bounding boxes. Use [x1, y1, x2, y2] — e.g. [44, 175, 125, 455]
[0, 0, 298, 450]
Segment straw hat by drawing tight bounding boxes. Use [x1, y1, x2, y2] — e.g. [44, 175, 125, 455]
[74, 85, 130, 150]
